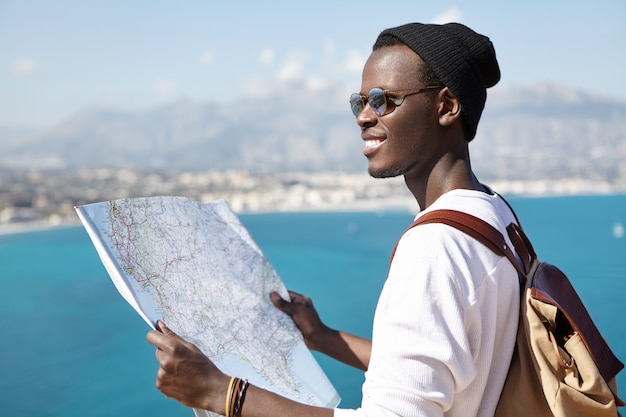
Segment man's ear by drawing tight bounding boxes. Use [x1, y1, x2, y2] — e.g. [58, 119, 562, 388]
[438, 87, 462, 127]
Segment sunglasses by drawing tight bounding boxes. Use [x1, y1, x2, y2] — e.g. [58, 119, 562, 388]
[349, 86, 443, 117]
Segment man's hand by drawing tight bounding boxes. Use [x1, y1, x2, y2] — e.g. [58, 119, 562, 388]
[271, 290, 371, 370]
[146, 321, 229, 411]
[271, 291, 330, 352]
[147, 319, 334, 417]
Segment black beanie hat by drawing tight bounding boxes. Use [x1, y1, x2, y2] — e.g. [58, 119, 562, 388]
[377, 22, 500, 140]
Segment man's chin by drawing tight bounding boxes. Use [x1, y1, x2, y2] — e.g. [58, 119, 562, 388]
[368, 166, 403, 179]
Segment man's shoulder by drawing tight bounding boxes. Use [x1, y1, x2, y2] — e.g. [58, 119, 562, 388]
[418, 189, 517, 234]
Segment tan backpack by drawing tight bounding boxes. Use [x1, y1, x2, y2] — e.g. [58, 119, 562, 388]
[396, 209, 624, 416]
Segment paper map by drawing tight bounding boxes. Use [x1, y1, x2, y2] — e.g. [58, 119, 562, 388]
[75, 196, 340, 416]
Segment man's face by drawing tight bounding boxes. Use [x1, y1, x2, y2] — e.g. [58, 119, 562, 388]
[356, 44, 441, 180]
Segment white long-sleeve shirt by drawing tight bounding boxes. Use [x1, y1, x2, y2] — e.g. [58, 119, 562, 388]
[335, 189, 520, 417]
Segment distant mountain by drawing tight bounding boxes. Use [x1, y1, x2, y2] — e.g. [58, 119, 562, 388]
[472, 84, 626, 183]
[1, 82, 625, 185]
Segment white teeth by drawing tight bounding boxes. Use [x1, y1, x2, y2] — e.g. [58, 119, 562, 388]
[365, 139, 384, 149]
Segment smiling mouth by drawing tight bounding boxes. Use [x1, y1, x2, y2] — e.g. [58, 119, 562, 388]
[364, 138, 385, 149]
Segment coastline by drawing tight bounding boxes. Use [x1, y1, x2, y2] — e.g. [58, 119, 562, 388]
[2, 168, 625, 237]
[0, 196, 418, 236]
[0, 220, 82, 236]
[2, 190, 625, 237]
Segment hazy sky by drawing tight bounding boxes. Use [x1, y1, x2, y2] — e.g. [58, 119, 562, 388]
[1, 1, 625, 128]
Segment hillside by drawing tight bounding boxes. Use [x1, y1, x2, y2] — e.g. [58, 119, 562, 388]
[2, 82, 625, 187]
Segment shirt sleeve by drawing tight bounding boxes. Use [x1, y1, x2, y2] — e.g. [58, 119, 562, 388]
[334, 224, 487, 417]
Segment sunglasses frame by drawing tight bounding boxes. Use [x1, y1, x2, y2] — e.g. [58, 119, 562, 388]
[350, 85, 443, 117]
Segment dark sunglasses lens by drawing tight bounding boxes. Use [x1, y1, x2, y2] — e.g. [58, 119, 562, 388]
[350, 93, 365, 117]
[368, 88, 386, 116]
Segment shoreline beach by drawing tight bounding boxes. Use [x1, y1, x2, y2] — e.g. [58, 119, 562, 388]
[2, 189, 625, 237]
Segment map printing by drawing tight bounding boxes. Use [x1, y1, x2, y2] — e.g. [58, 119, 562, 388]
[76, 196, 340, 416]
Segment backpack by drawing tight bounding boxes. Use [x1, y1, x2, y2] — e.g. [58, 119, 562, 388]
[396, 208, 624, 416]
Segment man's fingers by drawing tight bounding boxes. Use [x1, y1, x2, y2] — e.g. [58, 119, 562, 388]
[271, 290, 316, 320]
[156, 320, 173, 334]
[270, 292, 290, 311]
[287, 290, 303, 299]
[147, 321, 183, 350]
[147, 328, 169, 349]
[151, 320, 205, 355]
[273, 292, 305, 318]
[157, 320, 189, 343]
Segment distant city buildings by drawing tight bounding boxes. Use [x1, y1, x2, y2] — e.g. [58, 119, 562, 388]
[1, 168, 624, 232]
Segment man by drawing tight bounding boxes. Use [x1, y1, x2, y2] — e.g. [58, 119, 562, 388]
[147, 22, 520, 417]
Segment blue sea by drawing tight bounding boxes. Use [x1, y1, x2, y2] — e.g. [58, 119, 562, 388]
[1, 194, 625, 416]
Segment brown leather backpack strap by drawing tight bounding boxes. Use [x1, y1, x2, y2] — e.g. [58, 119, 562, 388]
[496, 191, 535, 274]
[506, 222, 535, 274]
[389, 209, 526, 277]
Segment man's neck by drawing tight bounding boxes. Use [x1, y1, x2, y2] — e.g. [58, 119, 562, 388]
[404, 158, 485, 210]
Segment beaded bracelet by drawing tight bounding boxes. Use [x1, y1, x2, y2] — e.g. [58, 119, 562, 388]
[233, 378, 249, 417]
[225, 377, 249, 417]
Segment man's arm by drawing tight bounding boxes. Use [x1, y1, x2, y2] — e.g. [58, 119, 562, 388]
[271, 291, 371, 371]
[146, 321, 334, 417]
